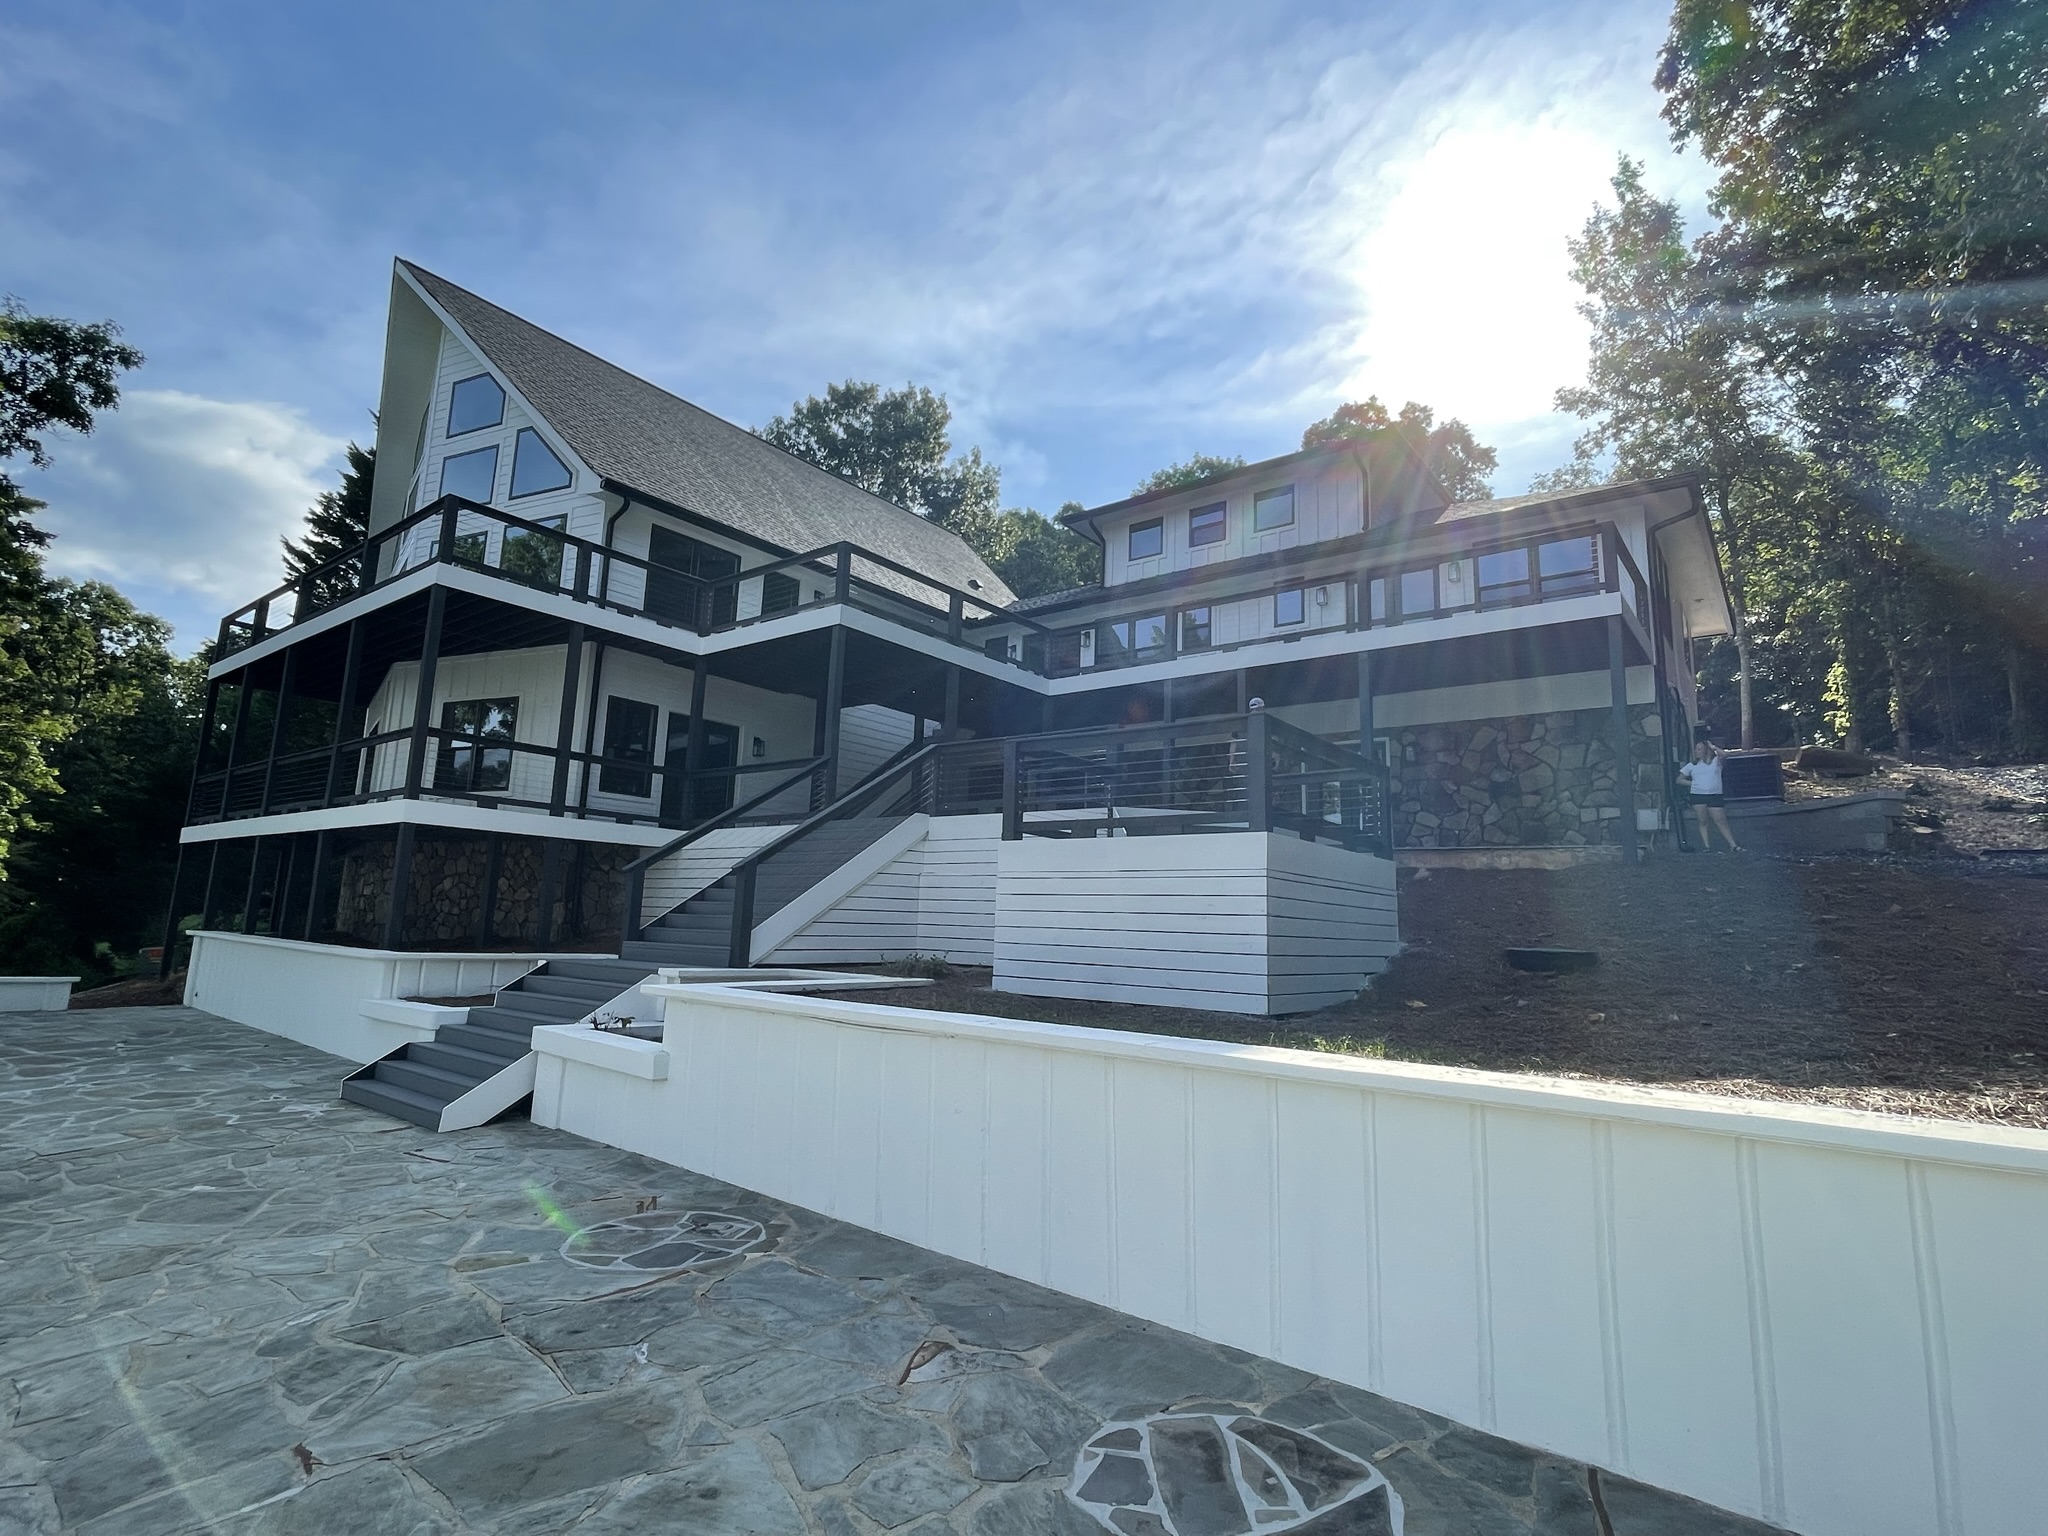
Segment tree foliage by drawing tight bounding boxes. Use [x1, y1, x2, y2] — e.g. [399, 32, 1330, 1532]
[282, 440, 374, 604]
[1303, 398, 1498, 501]
[1547, 1, 2048, 753]
[1133, 453, 1248, 495]
[758, 381, 1098, 597]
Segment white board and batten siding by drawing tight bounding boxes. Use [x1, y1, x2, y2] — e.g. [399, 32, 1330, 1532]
[995, 832, 1397, 1015]
[537, 985, 2048, 1536]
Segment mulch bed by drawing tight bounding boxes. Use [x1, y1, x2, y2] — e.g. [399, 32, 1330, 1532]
[70, 974, 189, 1009]
[820, 854, 2048, 1128]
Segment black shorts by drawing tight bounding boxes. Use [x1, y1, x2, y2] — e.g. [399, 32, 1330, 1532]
[1690, 793, 1725, 809]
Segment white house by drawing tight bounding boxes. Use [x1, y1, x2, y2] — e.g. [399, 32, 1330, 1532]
[168, 260, 1731, 1130]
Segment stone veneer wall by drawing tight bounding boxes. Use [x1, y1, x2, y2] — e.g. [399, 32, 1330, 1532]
[328, 832, 633, 948]
[1386, 704, 1667, 848]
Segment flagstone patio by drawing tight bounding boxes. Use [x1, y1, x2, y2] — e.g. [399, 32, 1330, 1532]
[0, 1007, 1774, 1535]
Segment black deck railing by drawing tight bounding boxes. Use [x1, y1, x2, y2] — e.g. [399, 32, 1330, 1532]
[215, 495, 1051, 661]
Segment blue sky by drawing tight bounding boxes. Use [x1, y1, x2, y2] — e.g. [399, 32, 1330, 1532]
[4, 0, 1708, 649]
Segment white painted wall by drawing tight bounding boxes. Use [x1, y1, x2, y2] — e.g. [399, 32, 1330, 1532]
[760, 814, 1001, 966]
[538, 986, 2048, 1536]
[995, 832, 1397, 1015]
[182, 931, 588, 1063]
[0, 977, 77, 1012]
[1101, 460, 1365, 587]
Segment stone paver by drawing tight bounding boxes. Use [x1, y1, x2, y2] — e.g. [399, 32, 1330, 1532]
[0, 1008, 1776, 1534]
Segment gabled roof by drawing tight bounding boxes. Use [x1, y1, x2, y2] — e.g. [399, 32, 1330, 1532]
[395, 261, 1016, 608]
[1057, 431, 1447, 528]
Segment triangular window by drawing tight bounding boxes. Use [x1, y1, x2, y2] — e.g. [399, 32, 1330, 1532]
[510, 427, 572, 498]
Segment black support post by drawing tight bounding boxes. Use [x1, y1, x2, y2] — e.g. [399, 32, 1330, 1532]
[480, 833, 503, 943]
[384, 824, 415, 950]
[155, 845, 189, 980]
[303, 830, 332, 941]
[1357, 649, 1375, 754]
[1608, 613, 1638, 861]
[325, 619, 364, 806]
[685, 653, 709, 823]
[551, 623, 585, 815]
[578, 642, 608, 814]
[240, 836, 266, 933]
[404, 586, 448, 798]
[816, 626, 846, 800]
[1245, 710, 1272, 833]
[222, 668, 256, 805]
[200, 842, 223, 931]
[184, 678, 222, 820]
[942, 665, 961, 740]
[258, 644, 298, 815]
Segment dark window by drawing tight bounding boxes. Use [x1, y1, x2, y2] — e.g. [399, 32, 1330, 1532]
[436, 697, 516, 793]
[1047, 630, 1085, 673]
[761, 570, 801, 614]
[445, 528, 488, 564]
[1188, 502, 1226, 547]
[1103, 613, 1169, 662]
[439, 445, 497, 504]
[985, 635, 1012, 661]
[447, 374, 505, 436]
[509, 427, 572, 498]
[500, 516, 565, 589]
[600, 697, 658, 796]
[1180, 606, 1213, 650]
[646, 525, 741, 628]
[1399, 565, 1437, 620]
[1477, 547, 1533, 607]
[1128, 518, 1164, 561]
[1274, 588, 1306, 626]
[662, 715, 738, 824]
[1537, 534, 1601, 597]
[1253, 485, 1296, 532]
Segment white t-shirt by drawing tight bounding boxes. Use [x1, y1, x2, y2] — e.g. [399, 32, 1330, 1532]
[1679, 754, 1724, 795]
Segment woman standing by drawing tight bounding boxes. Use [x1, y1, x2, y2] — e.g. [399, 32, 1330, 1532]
[1678, 739, 1741, 851]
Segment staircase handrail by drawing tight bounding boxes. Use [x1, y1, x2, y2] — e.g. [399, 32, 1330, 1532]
[720, 738, 970, 966]
[622, 756, 827, 940]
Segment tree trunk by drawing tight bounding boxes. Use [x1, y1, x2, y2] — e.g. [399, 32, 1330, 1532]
[2010, 643, 2041, 754]
[1713, 480, 1756, 748]
[1878, 581, 1912, 754]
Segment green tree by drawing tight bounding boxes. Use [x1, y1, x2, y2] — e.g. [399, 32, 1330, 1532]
[1133, 453, 1247, 496]
[283, 440, 374, 605]
[1303, 398, 1498, 501]
[0, 299, 144, 875]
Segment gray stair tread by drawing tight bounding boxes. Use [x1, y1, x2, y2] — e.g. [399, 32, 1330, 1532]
[410, 1041, 509, 1077]
[494, 992, 590, 1020]
[520, 976, 628, 1002]
[377, 1058, 481, 1099]
[340, 1077, 442, 1130]
[438, 1023, 534, 1059]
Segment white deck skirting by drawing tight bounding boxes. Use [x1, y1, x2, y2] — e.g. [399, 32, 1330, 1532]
[0, 977, 78, 1012]
[183, 931, 600, 1062]
[534, 983, 2048, 1536]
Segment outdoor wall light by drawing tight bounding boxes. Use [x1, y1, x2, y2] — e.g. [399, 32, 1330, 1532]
[751, 736, 766, 758]
[1448, 559, 1463, 581]
[1315, 586, 1329, 607]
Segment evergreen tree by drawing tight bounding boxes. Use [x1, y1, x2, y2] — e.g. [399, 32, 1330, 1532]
[282, 441, 374, 606]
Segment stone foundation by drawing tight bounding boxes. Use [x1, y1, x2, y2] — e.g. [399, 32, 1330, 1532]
[1387, 705, 1667, 849]
[328, 832, 633, 949]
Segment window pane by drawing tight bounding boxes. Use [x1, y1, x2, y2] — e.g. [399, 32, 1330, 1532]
[1189, 502, 1226, 546]
[1134, 613, 1169, 655]
[436, 697, 517, 792]
[1368, 578, 1387, 623]
[510, 427, 572, 498]
[1400, 566, 1436, 618]
[1477, 546, 1532, 605]
[439, 445, 497, 504]
[1128, 519, 1163, 560]
[1180, 606, 1213, 649]
[1274, 588, 1305, 626]
[600, 698, 658, 796]
[447, 374, 505, 436]
[1098, 620, 1133, 665]
[1253, 486, 1296, 531]
[1537, 534, 1601, 595]
[500, 517, 565, 589]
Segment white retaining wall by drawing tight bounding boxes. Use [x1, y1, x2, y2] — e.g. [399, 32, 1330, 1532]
[183, 931, 587, 1062]
[535, 985, 2048, 1536]
[995, 832, 1398, 1014]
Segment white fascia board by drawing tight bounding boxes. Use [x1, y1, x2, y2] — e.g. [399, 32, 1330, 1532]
[1042, 590, 1640, 695]
[392, 264, 590, 495]
[178, 797, 680, 847]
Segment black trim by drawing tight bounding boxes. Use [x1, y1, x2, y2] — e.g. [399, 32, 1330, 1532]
[1253, 484, 1297, 533]
[508, 425, 573, 498]
[445, 373, 505, 437]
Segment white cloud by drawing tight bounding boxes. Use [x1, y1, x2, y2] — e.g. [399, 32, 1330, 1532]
[29, 390, 346, 646]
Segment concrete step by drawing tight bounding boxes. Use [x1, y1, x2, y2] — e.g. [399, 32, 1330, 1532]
[375, 1056, 479, 1100]
[340, 1076, 443, 1130]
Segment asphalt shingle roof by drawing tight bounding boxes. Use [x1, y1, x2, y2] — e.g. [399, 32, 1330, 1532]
[401, 261, 1017, 610]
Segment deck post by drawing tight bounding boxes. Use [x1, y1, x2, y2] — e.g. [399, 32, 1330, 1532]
[535, 839, 564, 947]
[303, 830, 332, 941]
[1357, 649, 1375, 754]
[550, 623, 585, 815]
[200, 842, 223, 931]
[404, 586, 448, 798]
[685, 653, 709, 824]
[221, 665, 256, 808]
[155, 844, 189, 980]
[240, 836, 267, 933]
[480, 833, 503, 943]
[184, 678, 221, 821]
[258, 644, 298, 815]
[1245, 711, 1272, 833]
[325, 619, 365, 806]
[1000, 738, 1022, 841]
[942, 665, 961, 740]
[578, 641, 609, 815]
[1608, 613, 1638, 860]
[383, 824, 415, 950]
[275, 835, 300, 935]
[816, 626, 846, 800]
